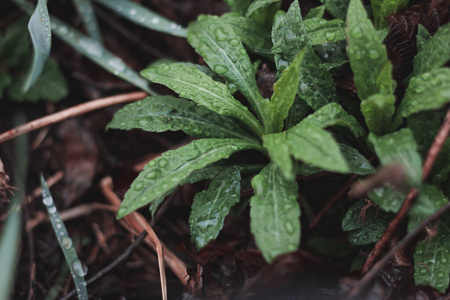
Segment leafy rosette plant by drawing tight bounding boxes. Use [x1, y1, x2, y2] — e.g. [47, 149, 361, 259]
[108, 0, 450, 291]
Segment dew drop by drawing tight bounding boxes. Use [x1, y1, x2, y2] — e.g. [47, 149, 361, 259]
[440, 256, 448, 264]
[368, 50, 379, 59]
[284, 220, 295, 234]
[231, 145, 238, 150]
[162, 65, 170, 71]
[214, 65, 228, 74]
[59, 25, 68, 35]
[145, 170, 160, 179]
[80, 38, 103, 57]
[419, 267, 428, 275]
[151, 17, 160, 24]
[118, 206, 128, 217]
[437, 271, 445, 279]
[107, 57, 126, 74]
[61, 237, 73, 249]
[355, 51, 362, 60]
[158, 158, 168, 168]
[350, 27, 362, 38]
[414, 85, 425, 93]
[325, 32, 335, 41]
[229, 38, 240, 47]
[72, 260, 85, 277]
[214, 27, 227, 41]
[43, 196, 53, 206]
[134, 181, 145, 191]
[239, 48, 246, 55]
[129, 8, 137, 16]
[49, 206, 57, 214]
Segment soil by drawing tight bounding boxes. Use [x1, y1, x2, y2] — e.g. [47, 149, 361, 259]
[0, 0, 449, 299]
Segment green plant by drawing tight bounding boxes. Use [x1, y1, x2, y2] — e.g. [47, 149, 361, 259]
[108, 0, 450, 292]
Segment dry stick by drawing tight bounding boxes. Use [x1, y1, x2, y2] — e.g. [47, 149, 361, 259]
[0, 91, 147, 144]
[348, 202, 450, 299]
[308, 174, 359, 230]
[100, 177, 188, 284]
[361, 109, 450, 274]
[60, 231, 148, 300]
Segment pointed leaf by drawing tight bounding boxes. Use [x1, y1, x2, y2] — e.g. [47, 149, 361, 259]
[23, 0, 51, 92]
[107, 95, 255, 141]
[187, 16, 271, 131]
[287, 122, 349, 173]
[370, 0, 408, 29]
[271, 49, 305, 132]
[117, 138, 262, 218]
[189, 167, 241, 249]
[250, 163, 300, 262]
[93, 0, 186, 37]
[361, 93, 395, 136]
[305, 5, 326, 19]
[324, 0, 350, 20]
[263, 132, 295, 180]
[73, 0, 103, 42]
[141, 63, 263, 136]
[50, 17, 152, 93]
[304, 18, 346, 45]
[302, 102, 366, 138]
[408, 185, 448, 232]
[245, 0, 281, 17]
[412, 23, 450, 77]
[414, 219, 450, 292]
[369, 129, 422, 186]
[281, 0, 307, 61]
[398, 68, 450, 118]
[346, 0, 395, 100]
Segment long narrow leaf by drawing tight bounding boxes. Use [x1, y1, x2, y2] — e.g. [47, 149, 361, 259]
[189, 167, 241, 249]
[73, 0, 103, 43]
[141, 63, 263, 136]
[23, 0, 51, 92]
[250, 163, 300, 262]
[40, 175, 88, 300]
[117, 138, 263, 218]
[94, 0, 186, 37]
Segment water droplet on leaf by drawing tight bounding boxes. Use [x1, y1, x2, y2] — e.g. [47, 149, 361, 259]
[214, 65, 228, 74]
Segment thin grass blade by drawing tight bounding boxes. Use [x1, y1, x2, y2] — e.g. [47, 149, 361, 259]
[73, 0, 103, 43]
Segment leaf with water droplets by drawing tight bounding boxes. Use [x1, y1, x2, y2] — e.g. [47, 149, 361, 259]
[50, 16, 152, 93]
[117, 138, 263, 218]
[220, 13, 272, 50]
[107, 95, 255, 141]
[323, 0, 349, 20]
[286, 121, 349, 173]
[280, 0, 307, 61]
[141, 63, 263, 136]
[187, 16, 271, 132]
[408, 185, 448, 232]
[412, 23, 450, 77]
[40, 175, 88, 299]
[303, 18, 346, 45]
[370, 0, 408, 29]
[263, 132, 295, 180]
[369, 129, 422, 187]
[245, 0, 281, 26]
[305, 5, 326, 20]
[346, 0, 395, 100]
[361, 93, 395, 136]
[271, 49, 305, 132]
[73, 0, 103, 43]
[23, 0, 51, 92]
[301, 102, 366, 138]
[250, 163, 300, 262]
[397, 68, 450, 118]
[189, 167, 241, 249]
[93, 0, 186, 37]
[414, 217, 450, 292]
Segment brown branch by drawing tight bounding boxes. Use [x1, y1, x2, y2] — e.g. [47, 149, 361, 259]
[0, 91, 147, 144]
[361, 109, 450, 273]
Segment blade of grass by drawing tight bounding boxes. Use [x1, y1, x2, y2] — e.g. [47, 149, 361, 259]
[73, 0, 103, 43]
[93, 0, 186, 37]
[40, 174, 88, 300]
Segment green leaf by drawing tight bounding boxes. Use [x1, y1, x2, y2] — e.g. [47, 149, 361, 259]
[324, 0, 350, 20]
[416, 24, 431, 53]
[346, 0, 395, 100]
[340, 144, 375, 175]
[263, 132, 295, 180]
[270, 10, 286, 55]
[302, 102, 366, 138]
[93, 0, 186, 37]
[50, 17, 152, 93]
[281, 0, 307, 61]
[245, 0, 281, 26]
[117, 138, 262, 218]
[369, 129, 422, 186]
[305, 5, 326, 20]
[220, 13, 272, 50]
[250, 163, 300, 262]
[189, 167, 241, 249]
[313, 40, 349, 71]
[369, 186, 406, 212]
[303, 18, 346, 45]
[370, 0, 408, 29]
[140, 63, 263, 136]
[222, 0, 252, 15]
[107, 95, 255, 141]
[271, 49, 305, 132]
[287, 122, 349, 173]
[412, 23, 450, 77]
[361, 93, 395, 136]
[0, 18, 30, 67]
[23, 0, 51, 92]
[408, 185, 448, 232]
[246, 0, 280, 17]
[73, 0, 103, 43]
[187, 16, 271, 132]
[398, 68, 450, 118]
[414, 219, 450, 293]
[285, 95, 310, 129]
[8, 58, 68, 102]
